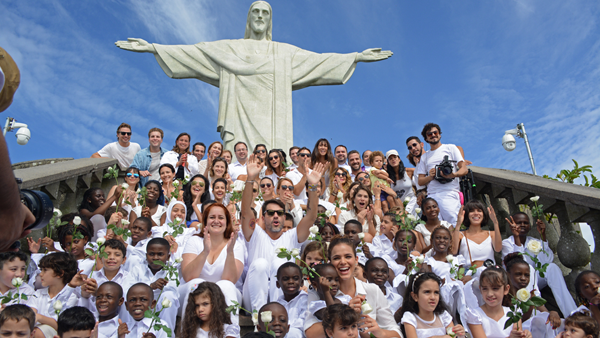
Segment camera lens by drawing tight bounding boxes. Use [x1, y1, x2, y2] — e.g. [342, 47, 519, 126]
[442, 165, 453, 176]
[20, 189, 54, 231]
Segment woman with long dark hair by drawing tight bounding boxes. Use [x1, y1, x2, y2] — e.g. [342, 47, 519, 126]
[160, 132, 199, 179]
[310, 138, 337, 187]
[264, 149, 286, 186]
[385, 149, 417, 214]
[183, 174, 211, 228]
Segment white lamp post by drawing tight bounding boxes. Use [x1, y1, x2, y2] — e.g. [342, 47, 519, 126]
[502, 123, 537, 175]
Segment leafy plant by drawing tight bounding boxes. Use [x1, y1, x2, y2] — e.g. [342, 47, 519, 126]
[137, 187, 148, 208]
[0, 278, 28, 304]
[152, 260, 181, 287]
[163, 217, 185, 237]
[85, 239, 108, 278]
[543, 160, 599, 188]
[504, 289, 546, 330]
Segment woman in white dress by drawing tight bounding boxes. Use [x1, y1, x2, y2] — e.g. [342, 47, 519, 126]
[414, 197, 453, 254]
[179, 203, 244, 325]
[385, 150, 417, 214]
[129, 180, 167, 227]
[304, 236, 402, 338]
[337, 185, 381, 237]
[183, 174, 211, 229]
[160, 132, 199, 180]
[159, 163, 182, 203]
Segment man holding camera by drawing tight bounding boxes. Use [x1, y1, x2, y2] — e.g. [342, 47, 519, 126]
[416, 123, 467, 225]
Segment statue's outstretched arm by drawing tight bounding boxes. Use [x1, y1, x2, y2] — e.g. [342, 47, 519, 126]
[356, 48, 393, 62]
[115, 38, 157, 54]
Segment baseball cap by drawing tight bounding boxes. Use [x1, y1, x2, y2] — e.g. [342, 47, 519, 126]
[386, 150, 399, 159]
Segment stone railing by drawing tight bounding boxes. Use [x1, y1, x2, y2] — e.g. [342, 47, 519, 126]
[14, 158, 120, 215]
[468, 166, 600, 294]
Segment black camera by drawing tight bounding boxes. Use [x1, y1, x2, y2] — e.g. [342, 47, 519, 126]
[17, 178, 54, 231]
[434, 155, 456, 184]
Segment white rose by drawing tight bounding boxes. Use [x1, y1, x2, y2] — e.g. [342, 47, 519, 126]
[172, 180, 179, 187]
[291, 248, 300, 257]
[121, 220, 130, 226]
[261, 311, 272, 323]
[416, 255, 425, 264]
[526, 239, 543, 255]
[407, 214, 416, 221]
[447, 327, 456, 338]
[53, 300, 63, 311]
[357, 233, 365, 240]
[96, 237, 106, 246]
[175, 257, 183, 263]
[275, 248, 284, 255]
[516, 288, 531, 302]
[53, 208, 62, 218]
[404, 197, 411, 203]
[161, 298, 172, 309]
[309, 226, 319, 234]
[121, 183, 129, 189]
[232, 180, 246, 192]
[325, 210, 333, 217]
[136, 188, 142, 194]
[73, 216, 81, 226]
[414, 207, 421, 214]
[252, 311, 259, 326]
[530, 196, 540, 202]
[337, 191, 344, 199]
[597, 287, 600, 295]
[446, 255, 455, 263]
[11, 277, 23, 287]
[361, 302, 373, 315]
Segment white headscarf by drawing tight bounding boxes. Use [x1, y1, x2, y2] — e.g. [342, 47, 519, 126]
[165, 199, 187, 225]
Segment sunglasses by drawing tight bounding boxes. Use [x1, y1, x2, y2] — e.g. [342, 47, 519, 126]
[358, 177, 366, 182]
[280, 185, 293, 191]
[253, 189, 258, 193]
[335, 172, 347, 177]
[255, 149, 266, 154]
[269, 155, 280, 161]
[298, 153, 310, 157]
[119, 132, 132, 136]
[426, 130, 439, 137]
[260, 183, 272, 188]
[126, 173, 140, 178]
[407, 143, 418, 150]
[264, 210, 285, 217]
[191, 181, 205, 187]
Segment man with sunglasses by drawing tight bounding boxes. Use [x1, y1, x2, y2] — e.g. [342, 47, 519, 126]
[241, 154, 325, 313]
[416, 123, 467, 225]
[92, 122, 141, 170]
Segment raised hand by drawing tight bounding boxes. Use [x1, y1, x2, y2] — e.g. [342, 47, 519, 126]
[141, 207, 151, 218]
[82, 278, 98, 298]
[27, 237, 41, 253]
[150, 278, 168, 290]
[246, 154, 263, 180]
[536, 219, 546, 241]
[40, 237, 57, 252]
[203, 226, 212, 253]
[115, 38, 156, 53]
[226, 230, 237, 254]
[117, 319, 130, 338]
[505, 216, 521, 238]
[455, 206, 465, 231]
[372, 182, 381, 197]
[307, 162, 326, 186]
[488, 205, 498, 226]
[68, 270, 87, 288]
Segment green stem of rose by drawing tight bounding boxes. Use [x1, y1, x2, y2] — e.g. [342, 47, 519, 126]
[145, 287, 165, 336]
[16, 286, 20, 304]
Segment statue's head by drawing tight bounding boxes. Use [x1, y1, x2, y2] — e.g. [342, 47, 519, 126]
[245, 1, 272, 41]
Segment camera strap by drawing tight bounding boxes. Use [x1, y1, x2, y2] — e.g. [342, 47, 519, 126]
[463, 232, 473, 264]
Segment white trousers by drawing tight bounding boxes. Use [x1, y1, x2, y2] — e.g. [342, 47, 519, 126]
[526, 263, 577, 316]
[242, 258, 283, 312]
[428, 191, 460, 226]
[178, 278, 241, 326]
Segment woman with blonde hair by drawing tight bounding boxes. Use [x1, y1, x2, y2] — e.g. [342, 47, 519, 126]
[327, 167, 352, 205]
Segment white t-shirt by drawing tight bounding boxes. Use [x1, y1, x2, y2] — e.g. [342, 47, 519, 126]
[160, 151, 199, 178]
[247, 226, 302, 276]
[285, 169, 306, 201]
[149, 151, 162, 181]
[415, 144, 464, 195]
[98, 141, 141, 169]
[182, 236, 245, 282]
[229, 161, 247, 181]
[132, 204, 167, 227]
[391, 171, 417, 214]
[401, 310, 453, 338]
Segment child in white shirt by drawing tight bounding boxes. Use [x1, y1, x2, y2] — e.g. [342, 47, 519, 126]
[96, 282, 124, 338]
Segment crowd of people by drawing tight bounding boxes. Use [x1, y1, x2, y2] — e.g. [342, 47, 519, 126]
[1, 121, 598, 338]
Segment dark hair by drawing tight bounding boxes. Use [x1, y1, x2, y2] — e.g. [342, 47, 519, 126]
[57, 307, 96, 336]
[575, 270, 600, 305]
[365, 257, 388, 271]
[399, 272, 447, 322]
[212, 178, 228, 193]
[125, 166, 141, 190]
[321, 222, 340, 236]
[193, 142, 206, 151]
[0, 304, 35, 331]
[79, 187, 104, 212]
[430, 226, 453, 253]
[309, 263, 336, 284]
[183, 174, 210, 221]
[99, 281, 123, 299]
[147, 238, 171, 251]
[311, 138, 337, 176]
[254, 144, 267, 152]
[406, 136, 421, 145]
[361, 150, 371, 160]
[565, 311, 600, 337]
[386, 155, 406, 184]
[242, 333, 274, 338]
[117, 122, 132, 133]
[56, 214, 93, 250]
[300, 241, 326, 268]
[351, 186, 373, 217]
[343, 220, 362, 234]
[0, 251, 28, 270]
[201, 200, 217, 213]
[277, 262, 303, 281]
[266, 149, 285, 176]
[462, 200, 489, 228]
[148, 127, 164, 139]
[39, 252, 78, 285]
[503, 252, 529, 274]
[103, 206, 128, 224]
[172, 132, 191, 154]
[393, 229, 417, 252]
[234, 141, 248, 151]
[159, 163, 176, 174]
[298, 147, 311, 154]
[289, 146, 299, 153]
[261, 199, 286, 217]
[420, 197, 438, 222]
[181, 282, 231, 338]
[421, 123, 442, 141]
[480, 266, 509, 288]
[103, 238, 127, 257]
[145, 180, 165, 206]
[127, 282, 154, 300]
[328, 235, 357, 259]
[322, 304, 359, 337]
[348, 149, 360, 158]
[209, 158, 229, 178]
[133, 217, 152, 233]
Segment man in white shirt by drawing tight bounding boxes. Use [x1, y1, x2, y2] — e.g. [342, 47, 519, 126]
[288, 146, 299, 169]
[192, 142, 206, 162]
[92, 123, 141, 169]
[347, 150, 363, 180]
[335, 145, 351, 173]
[416, 123, 467, 225]
[361, 150, 372, 171]
[229, 141, 249, 181]
[241, 154, 323, 312]
[286, 147, 311, 201]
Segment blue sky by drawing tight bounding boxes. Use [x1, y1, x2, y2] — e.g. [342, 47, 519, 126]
[1, 0, 599, 179]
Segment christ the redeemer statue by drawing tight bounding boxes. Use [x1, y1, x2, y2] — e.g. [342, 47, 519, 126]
[116, 1, 392, 153]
